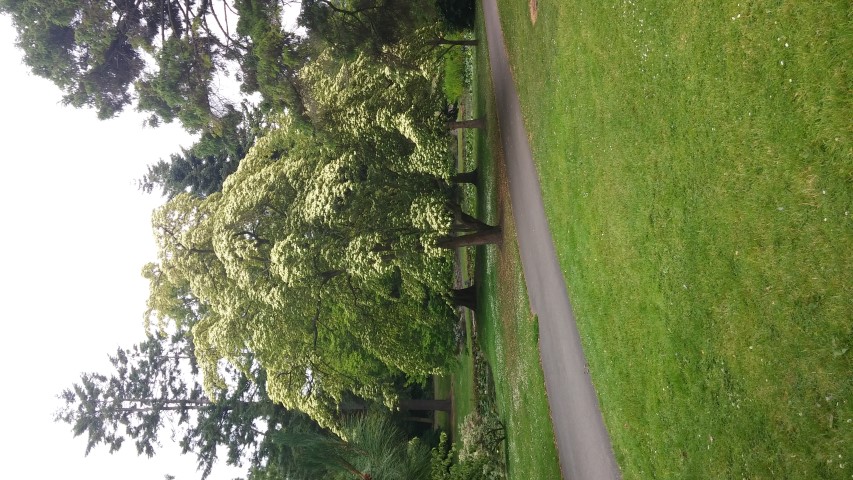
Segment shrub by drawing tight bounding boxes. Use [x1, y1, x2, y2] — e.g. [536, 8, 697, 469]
[435, 0, 475, 30]
[429, 412, 506, 480]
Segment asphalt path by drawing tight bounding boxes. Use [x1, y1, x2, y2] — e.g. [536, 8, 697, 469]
[480, 1, 621, 478]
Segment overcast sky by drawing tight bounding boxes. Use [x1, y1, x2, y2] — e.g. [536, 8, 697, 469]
[0, 15, 247, 480]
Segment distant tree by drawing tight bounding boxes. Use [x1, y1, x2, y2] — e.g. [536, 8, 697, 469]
[140, 149, 237, 200]
[55, 328, 320, 479]
[139, 105, 260, 199]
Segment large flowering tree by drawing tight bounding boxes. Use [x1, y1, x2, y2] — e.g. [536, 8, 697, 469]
[299, 27, 499, 248]
[144, 30, 495, 428]
[300, 27, 452, 180]
[145, 119, 455, 429]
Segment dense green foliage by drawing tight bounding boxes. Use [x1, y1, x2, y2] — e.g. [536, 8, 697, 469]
[435, 0, 475, 31]
[430, 428, 500, 480]
[298, 0, 425, 58]
[0, 0, 302, 129]
[142, 31, 477, 428]
[148, 133, 454, 428]
[0, 0, 145, 118]
[235, 0, 309, 119]
[55, 327, 323, 479]
[271, 413, 433, 480]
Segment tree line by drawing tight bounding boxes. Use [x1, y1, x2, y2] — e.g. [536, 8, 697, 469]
[1, 0, 489, 478]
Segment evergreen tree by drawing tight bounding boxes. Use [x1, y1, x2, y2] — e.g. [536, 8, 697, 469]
[56, 327, 319, 479]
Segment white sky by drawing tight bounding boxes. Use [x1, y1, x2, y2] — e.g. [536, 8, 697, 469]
[0, 15, 254, 480]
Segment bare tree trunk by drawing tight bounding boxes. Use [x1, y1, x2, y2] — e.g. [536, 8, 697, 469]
[402, 416, 435, 424]
[436, 227, 502, 249]
[448, 118, 485, 131]
[398, 398, 452, 412]
[449, 202, 491, 232]
[450, 285, 477, 311]
[428, 37, 479, 46]
[451, 169, 478, 185]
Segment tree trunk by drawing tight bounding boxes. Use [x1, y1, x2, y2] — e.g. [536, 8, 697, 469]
[447, 118, 485, 131]
[450, 169, 478, 185]
[340, 398, 451, 412]
[338, 458, 371, 480]
[451, 285, 477, 311]
[402, 416, 435, 424]
[338, 401, 369, 412]
[436, 227, 502, 249]
[450, 203, 491, 232]
[321, 269, 346, 281]
[429, 37, 479, 47]
[398, 398, 452, 412]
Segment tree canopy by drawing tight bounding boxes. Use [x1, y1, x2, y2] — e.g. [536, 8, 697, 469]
[138, 29, 492, 429]
[298, 0, 425, 58]
[146, 121, 455, 429]
[0, 0, 304, 130]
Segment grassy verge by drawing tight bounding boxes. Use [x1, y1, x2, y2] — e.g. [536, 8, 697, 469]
[432, 317, 475, 437]
[495, 0, 851, 477]
[467, 8, 562, 478]
[433, 370, 452, 432]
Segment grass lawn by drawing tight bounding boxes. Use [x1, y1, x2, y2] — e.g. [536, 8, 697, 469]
[432, 315, 475, 437]
[492, 0, 852, 478]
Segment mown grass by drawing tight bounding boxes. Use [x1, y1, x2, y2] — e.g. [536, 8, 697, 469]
[433, 374, 452, 432]
[467, 9, 562, 478]
[442, 43, 466, 105]
[495, 0, 852, 478]
[432, 315, 475, 438]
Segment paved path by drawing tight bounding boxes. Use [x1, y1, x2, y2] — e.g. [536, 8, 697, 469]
[480, 1, 621, 478]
